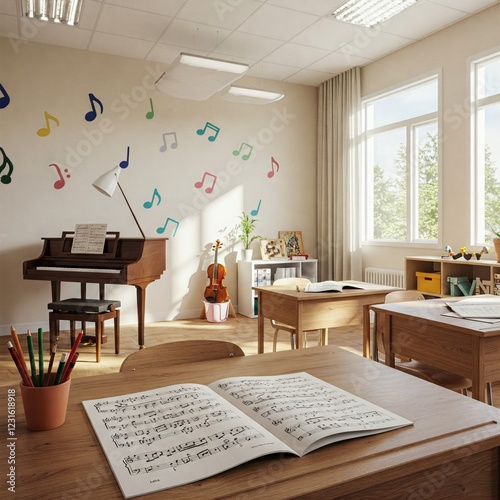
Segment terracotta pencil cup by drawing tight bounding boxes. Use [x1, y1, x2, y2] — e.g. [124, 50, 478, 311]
[20, 377, 71, 431]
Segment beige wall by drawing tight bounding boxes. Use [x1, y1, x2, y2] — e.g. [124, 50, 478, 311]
[0, 37, 317, 334]
[360, 3, 500, 275]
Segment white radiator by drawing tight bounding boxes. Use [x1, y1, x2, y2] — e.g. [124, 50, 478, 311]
[364, 267, 404, 288]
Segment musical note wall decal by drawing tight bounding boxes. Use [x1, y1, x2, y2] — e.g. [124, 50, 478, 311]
[156, 217, 179, 237]
[267, 156, 280, 178]
[85, 93, 104, 122]
[194, 171, 217, 194]
[159, 132, 178, 152]
[196, 122, 220, 142]
[146, 98, 154, 119]
[49, 163, 70, 189]
[119, 146, 130, 169]
[250, 199, 262, 216]
[143, 188, 161, 209]
[37, 111, 60, 137]
[232, 142, 253, 161]
[0, 83, 10, 109]
[0, 147, 14, 184]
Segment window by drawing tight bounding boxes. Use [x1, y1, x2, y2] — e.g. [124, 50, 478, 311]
[362, 76, 439, 243]
[471, 52, 500, 244]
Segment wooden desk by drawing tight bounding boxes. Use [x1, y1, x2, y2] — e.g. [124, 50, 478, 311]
[3, 345, 500, 499]
[372, 298, 500, 403]
[254, 282, 398, 354]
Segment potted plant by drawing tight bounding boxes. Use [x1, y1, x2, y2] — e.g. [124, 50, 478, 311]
[487, 222, 500, 262]
[238, 212, 260, 261]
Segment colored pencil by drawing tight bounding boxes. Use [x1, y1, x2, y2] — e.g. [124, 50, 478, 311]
[7, 341, 33, 387]
[61, 330, 83, 382]
[62, 352, 79, 383]
[38, 328, 44, 387]
[10, 326, 29, 375]
[26, 331, 38, 386]
[44, 348, 56, 386]
[54, 352, 68, 385]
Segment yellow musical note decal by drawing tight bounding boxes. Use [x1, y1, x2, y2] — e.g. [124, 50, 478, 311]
[233, 142, 253, 161]
[37, 111, 60, 137]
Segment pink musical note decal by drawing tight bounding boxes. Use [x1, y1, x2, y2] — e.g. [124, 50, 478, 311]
[156, 217, 179, 237]
[146, 98, 154, 119]
[159, 132, 178, 152]
[0, 147, 14, 184]
[267, 156, 280, 178]
[194, 171, 217, 194]
[232, 142, 253, 161]
[85, 93, 104, 122]
[196, 122, 220, 142]
[0, 83, 10, 109]
[37, 111, 60, 137]
[49, 163, 70, 189]
[251, 199, 262, 216]
[143, 188, 161, 209]
[119, 146, 130, 169]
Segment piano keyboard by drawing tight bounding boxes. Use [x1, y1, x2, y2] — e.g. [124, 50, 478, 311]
[36, 266, 121, 274]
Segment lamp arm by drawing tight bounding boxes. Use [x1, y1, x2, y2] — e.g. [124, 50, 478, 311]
[117, 181, 146, 239]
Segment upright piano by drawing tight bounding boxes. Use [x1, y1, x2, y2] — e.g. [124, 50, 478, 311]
[23, 232, 167, 348]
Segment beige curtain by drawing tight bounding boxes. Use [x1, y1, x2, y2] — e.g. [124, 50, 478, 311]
[317, 67, 362, 281]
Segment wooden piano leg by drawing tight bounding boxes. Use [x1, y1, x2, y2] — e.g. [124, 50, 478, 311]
[135, 284, 147, 349]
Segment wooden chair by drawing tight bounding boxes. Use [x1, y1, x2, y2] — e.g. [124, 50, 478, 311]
[120, 340, 244, 372]
[373, 290, 493, 404]
[270, 277, 327, 351]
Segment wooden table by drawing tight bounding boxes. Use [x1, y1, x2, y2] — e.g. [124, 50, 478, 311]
[254, 282, 398, 354]
[3, 345, 500, 499]
[372, 298, 500, 403]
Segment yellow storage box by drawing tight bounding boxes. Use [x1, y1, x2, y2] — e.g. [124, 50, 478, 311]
[416, 271, 441, 294]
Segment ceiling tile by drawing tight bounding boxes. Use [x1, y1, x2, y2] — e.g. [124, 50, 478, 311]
[214, 31, 283, 61]
[89, 32, 155, 59]
[309, 51, 373, 73]
[285, 68, 335, 86]
[338, 31, 413, 61]
[425, 0, 499, 13]
[17, 20, 92, 50]
[105, 0, 185, 16]
[267, 0, 345, 17]
[264, 43, 331, 68]
[245, 61, 302, 81]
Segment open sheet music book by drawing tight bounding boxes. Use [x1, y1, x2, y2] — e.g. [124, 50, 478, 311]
[445, 295, 500, 319]
[304, 281, 366, 293]
[82, 372, 412, 499]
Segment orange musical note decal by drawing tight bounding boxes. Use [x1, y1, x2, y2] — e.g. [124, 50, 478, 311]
[146, 98, 154, 119]
[0, 147, 14, 184]
[196, 122, 220, 142]
[156, 217, 179, 237]
[194, 171, 217, 194]
[85, 93, 104, 122]
[143, 188, 161, 209]
[49, 163, 70, 189]
[159, 132, 178, 152]
[232, 142, 253, 161]
[251, 199, 262, 216]
[119, 146, 130, 168]
[37, 111, 60, 137]
[268, 156, 280, 178]
[0, 83, 10, 109]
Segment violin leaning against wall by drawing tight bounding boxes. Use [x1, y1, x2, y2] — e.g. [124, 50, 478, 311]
[204, 240, 228, 303]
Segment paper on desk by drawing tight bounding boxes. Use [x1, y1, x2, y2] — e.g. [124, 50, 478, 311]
[444, 295, 500, 319]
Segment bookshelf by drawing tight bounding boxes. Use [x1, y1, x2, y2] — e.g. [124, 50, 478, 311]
[405, 256, 500, 297]
[237, 259, 318, 318]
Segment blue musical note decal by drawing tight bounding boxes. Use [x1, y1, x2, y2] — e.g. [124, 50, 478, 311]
[143, 188, 161, 209]
[156, 217, 179, 237]
[0, 147, 14, 184]
[196, 122, 220, 142]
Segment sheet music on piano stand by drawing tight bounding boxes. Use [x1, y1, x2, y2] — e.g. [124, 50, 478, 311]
[71, 224, 108, 254]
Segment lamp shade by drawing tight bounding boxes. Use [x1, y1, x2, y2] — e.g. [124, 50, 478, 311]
[92, 166, 121, 197]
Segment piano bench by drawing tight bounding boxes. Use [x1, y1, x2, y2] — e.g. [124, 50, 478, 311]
[48, 299, 121, 363]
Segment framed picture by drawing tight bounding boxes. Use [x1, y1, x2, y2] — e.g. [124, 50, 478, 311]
[259, 238, 288, 260]
[278, 231, 304, 256]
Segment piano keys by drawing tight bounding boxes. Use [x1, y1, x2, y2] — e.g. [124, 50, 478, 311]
[23, 232, 167, 348]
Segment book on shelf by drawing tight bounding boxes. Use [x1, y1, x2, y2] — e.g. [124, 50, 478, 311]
[304, 280, 366, 293]
[82, 372, 412, 499]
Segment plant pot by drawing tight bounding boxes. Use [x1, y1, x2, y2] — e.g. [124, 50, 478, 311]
[494, 238, 500, 263]
[241, 249, 253, 261]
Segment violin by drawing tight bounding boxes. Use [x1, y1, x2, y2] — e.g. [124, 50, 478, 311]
[204, 240, 228, 303]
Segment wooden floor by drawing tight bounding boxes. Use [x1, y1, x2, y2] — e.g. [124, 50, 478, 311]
[3, 315, 500, 407]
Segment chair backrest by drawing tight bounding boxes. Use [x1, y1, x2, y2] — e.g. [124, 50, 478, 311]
[384, 290, 425, 304]
[120, 340, 244, 372]
[273, 277, 311, 287]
